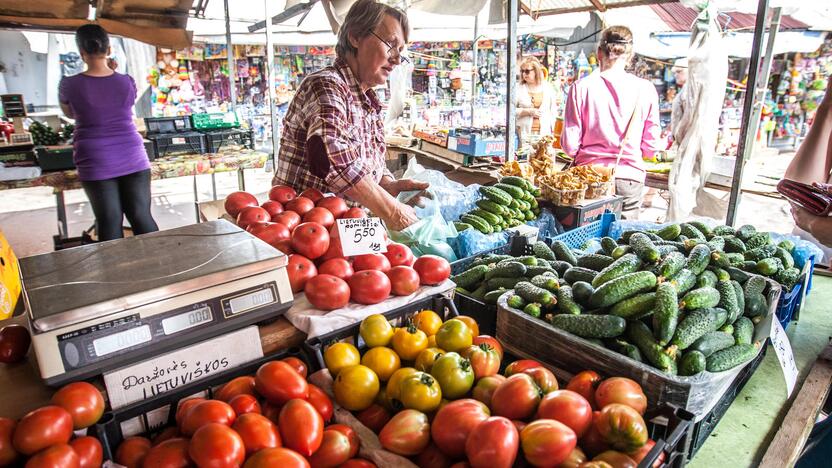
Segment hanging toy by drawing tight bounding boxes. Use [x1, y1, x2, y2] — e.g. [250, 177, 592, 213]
[178, 64, 189, 81]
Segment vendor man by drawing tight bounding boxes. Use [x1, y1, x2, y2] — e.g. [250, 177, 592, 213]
[273, 0, 427, 231]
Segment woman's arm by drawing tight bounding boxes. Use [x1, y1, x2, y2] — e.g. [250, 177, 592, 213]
[640, 85, 663, 158]
[791, 203, 832, 248]
[58, 78, 74, 119]
[60, 103, 74, 119]
[785, 77, 832, 184]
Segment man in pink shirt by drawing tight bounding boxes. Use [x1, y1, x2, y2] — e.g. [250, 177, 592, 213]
[561, 26, 663, 219]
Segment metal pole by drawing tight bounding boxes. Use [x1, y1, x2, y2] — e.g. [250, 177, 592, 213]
[264, 0, 281, 162]
[753, 8, 782, 144]
[725, 0, 770, 226]
[224, 0, 237, 112]
[471, 15, 478, 126]
[505, 0, 518, 162]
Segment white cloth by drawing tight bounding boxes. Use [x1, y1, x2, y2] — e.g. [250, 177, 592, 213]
[0, 165, 41, 181]
[515, 82, 558, 142]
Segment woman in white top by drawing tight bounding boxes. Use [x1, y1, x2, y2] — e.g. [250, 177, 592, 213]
[516, 56, 559, 143]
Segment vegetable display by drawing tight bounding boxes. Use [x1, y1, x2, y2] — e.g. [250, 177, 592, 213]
[455, 177, 542, 234]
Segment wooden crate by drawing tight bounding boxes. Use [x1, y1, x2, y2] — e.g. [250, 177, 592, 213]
[495, 281, 781, 420]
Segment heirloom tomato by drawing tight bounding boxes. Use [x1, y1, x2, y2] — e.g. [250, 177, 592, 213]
[391, 325, 429, 360]
[504, 359, 543, 376]
[291, 222, 330, 259]
[305, 274, 350, 311]
[318, 258, 354, 280]
[412, 255, 451, 285]
[412, 309, 443, 336]
[243, 447, 310, 468]
[306, 384, 334, 422]
[430, 352, 474, 399]
[286, 254, 317, 293]
[383, 242, 415, 267]
[472, 335, 503, 359]
[465, 417, 519, 468]
[323, 342, 361, 376]
[334, 365, 380, 411]
[522, 366, 559, 394]
[461, 343, 500, 379]
[189, 423, 246, 468]
[520, 419, 577, 467]
[361, 346, 401, 382]
[379, 409, 430, 456]
[560, 447, 588, 468]
[434, 319, 473, 353]
[316, 196, 349, 218]
[490, 373, 542, 420]
[595, 377, 647, 415]
[387, 266, 420, 296]
[13, 405, 73, 455]
[50, 381, 105, 429]
[249, 222, 291, 247]
[224, 191, 258, 217]
[308, 429, 352, 468]
[455, 316, 479, 337]
[414, 347, 444, 373]
[581, 411, 611, 458]
[285, 196, 315, 216]
[430, 399, 490, 459]
[415, 442, 451, 468]
[348, 270, 392, 305]
[385, 367, 420, 405]
[398, 372, 442, 413]
[628, 439, 664, 467]
[594, 404, 648, 452]
[567, 370, 603, 409]
[594, 450, 638, 468]
[329, 424, 360, 458]
[255, 360, 309, 405]
[356, 404, 391, 434]
[269, 185, 297, 204]
[536, 390, 593, 438]
[471, 374, 506, 408]
[359, 314, 394, 348]
[279, 399, 324, 456]
[352, 253, 391, 273]
[299, 188, 324, 203]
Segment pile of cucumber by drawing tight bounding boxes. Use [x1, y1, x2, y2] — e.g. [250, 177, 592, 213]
[454, 176, 542, 235]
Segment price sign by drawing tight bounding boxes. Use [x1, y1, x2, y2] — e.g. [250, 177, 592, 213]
[337, 217, 388, 257]
[770, 317, 799, 397]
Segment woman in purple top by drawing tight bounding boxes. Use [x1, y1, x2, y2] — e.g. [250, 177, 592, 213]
[58, 24, 158, 241]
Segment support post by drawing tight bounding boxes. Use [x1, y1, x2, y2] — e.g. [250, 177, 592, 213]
[471, 15, 478, 126]
[224, 0, 237, 112]
[264, 0, 281, 163]
[505, 0, 518, 162]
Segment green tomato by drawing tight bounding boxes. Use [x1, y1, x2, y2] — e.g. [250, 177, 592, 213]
[434, 319, 473, 352]
[430, 352, 475, 399]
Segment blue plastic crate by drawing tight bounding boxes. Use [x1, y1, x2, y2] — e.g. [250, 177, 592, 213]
[777, 255, 815, 330]
[547, 212, 616, 248]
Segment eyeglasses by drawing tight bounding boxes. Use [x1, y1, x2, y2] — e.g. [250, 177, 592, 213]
[521, 69, 534, 74]
[369, 30, 410, 64]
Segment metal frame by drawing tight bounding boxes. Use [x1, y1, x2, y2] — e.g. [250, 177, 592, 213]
[505, 0, 519, 162]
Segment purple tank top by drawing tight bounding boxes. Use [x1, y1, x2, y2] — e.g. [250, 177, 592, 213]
[58, 73, 150, 181]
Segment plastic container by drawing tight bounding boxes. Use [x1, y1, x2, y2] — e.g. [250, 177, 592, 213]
[191, 112, 240, 130]
[35, 146, 74, 171]
[640, 405, 695, 468]
[144, 116, 192, 135]
[585, 180, 614, 199]
[202, 128, 254, 153]
[540, 181, 586, 206]
[147, 132, 206, 158]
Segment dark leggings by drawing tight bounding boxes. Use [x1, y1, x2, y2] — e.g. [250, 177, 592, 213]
[82, 169, 159, 241]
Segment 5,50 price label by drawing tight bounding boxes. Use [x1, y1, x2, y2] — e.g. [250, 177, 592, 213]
[337, 217, 388, 257]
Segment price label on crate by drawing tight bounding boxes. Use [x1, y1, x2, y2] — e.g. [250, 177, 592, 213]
[337, 217, 387, 257]
[770, 318, 798, 397]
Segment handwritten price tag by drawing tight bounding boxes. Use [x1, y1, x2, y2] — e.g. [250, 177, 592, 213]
[770, 317, 799, 397]
[337, 217, 388, 257]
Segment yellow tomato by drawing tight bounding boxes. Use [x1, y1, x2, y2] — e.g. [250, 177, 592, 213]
[414, 347, 445, 373]
[324, 342, 361, 376]
[360, 314, 395, 348]
[427, 335, 438, 348]
[361, 346, 401, 382]
[386, 367, 419, 404]
[399, 372, 442, 413]
[435, 319, 474, 352]
[412, 310, 443, 336]
[392, 325, 429, 361]
[334, 365, 380, 411]
[456, 315, 480, 337]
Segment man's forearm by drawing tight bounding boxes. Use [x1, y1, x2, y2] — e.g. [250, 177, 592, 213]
[345, 175, 398, 220]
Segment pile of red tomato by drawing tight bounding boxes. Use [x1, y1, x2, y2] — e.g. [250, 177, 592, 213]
[225, 185, 451, 311]
[112, 356, 372, 468]
[0, 381, 105, 467]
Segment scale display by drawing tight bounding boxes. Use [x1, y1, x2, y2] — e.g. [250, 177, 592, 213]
[93, 325, 152, 357]
[226, 288, 275, 315]
[162, 307, 213, 335]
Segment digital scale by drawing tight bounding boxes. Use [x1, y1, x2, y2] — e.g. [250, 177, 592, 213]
[18, 220, 293, 386]
[1, 94, 34, 146]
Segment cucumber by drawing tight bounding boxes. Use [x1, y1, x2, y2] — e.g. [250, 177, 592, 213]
[774, 247, 795, 270]
[532, 241, 557, 261]
[486, 261, 527, 280]
[523, 303, 542, 318]
[746, 232, 771, 250]
[736, 224, 757, 241]
[550, 260, 572, 276]
[552, 241, 578, 266]
[706, 344, 759, 372]
[611, 245, 632, 259]
[707, 236, 726, 252]
[743, 261, 759, 273]
[483, 288, 507, 304]
[500, 175, 532, 191]
[657, 224, 682, 240]
[696, 270, 718, 289]
[525, 265, 557, 278]
[686, 244, 711, 275]
[470, 283, 488, 300]
[775, 267, 801, 289]
[549, 314, 626, 339]
[744, 275, 767, 296]
[744, 293, 768, 318]
[476, 199, 507, 216]
[717, 280, 741, 323]
[470, 209, 502, 226]
[469, 254, 513, 269]
[555, 286, 582, 315]
[605, 339, 643, 362]
[689, 221, 713, 238]
[690, 331, 736, 357]
[671, 308, 729, 350]
[723, 236, 747, 254]
[600, 237, 619, 256]
[531, 275, 560, 293]
[733, 316, 754, 345]
[564, 267, 598, 285]
[487, 277, 523, 290]
[626, 321, 677, 374]
[679, 351, 707, 376]
[460, 214, 492, 234]
[589, 271, 658, 308]
[454, 222, 472, 232]
[713, 225, 737, 237]
[720, 323, 734, 335]
[732, 280, 745, 321]
[509, 255, 539, 267]
[756, 257, 783, 276]
[657, 252, 686, 280]
[778, 239, 796, 252]
[479, 185, 513, 206]
[592, 254, 642, 288]
[515, 281, 556, 307]
[494, 182, 526, 199]
[629, 232, 661, 263]
[506, 294, 526, 309]
[610, 292, 656, 319]
[571, 281, 595, 306]
[523, 210, 535, 221]
[744, 244, 777, 262]
[681, 287, 721, 310]
[680, 223, 707, 241]
[577, 254, 616, 272]
[669, 268, 697, 295]
[451, 264, 490, 290]
[652, 282, 680, 346]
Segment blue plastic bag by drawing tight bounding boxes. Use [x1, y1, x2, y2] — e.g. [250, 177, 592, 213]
[454, 229, 510, 259]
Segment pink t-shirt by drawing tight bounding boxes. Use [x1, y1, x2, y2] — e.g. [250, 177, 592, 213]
[560, 69, 662, 183]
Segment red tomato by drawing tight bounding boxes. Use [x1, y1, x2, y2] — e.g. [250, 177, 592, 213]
[304, 207, 336, 228]
[13, 405, 73, 455]
[243, 447, 310, 468]
[282, 357, 308, 378]
[50, 381, 105, 430]
[114, 436, 151, 468]
[594, 450, 638, 468]
[269, 185, 297, 204]
[465, 417, 518, 468]
[142, 437, 191, 467]
[520, 419, 577, 467]
[318, 258, 354, 280]
[461, 344, 500, 380]
[595, 377, 647, 415]
[24, 443, 79, 468]
[261, 200, 285, 217]
[490, 373, 542, 420]
[225, 191, 258, 217]
[179, 400, 236, 436]
[70, 436, 103, 468]
[316, 197, 348, 218]
[261, 402, 283, 425]
[175, 397, 206, 425]
[328, 424, 359, 459]
[387, 266, 420, 296]
[594, 404, 648, 452]
[348, 270, 392, 305]
[279, 399, 324, 456]
[0, 325, 30, 363]
[338, 459, 376, 468]
[431, 399, 490, 459]
[305, 274, 350, 310]
[512, 420, 527, 433]
[379, 409, 430, 456]
[189, 423, 245, 468]
[567, 370, 603, 409]
[287, 254, 318, 293]
[627, 439, 663, 468]
[0, 418, 16, 466]
[560, 447, 588, 468]
[308, 429, 352, 468]
[412, 255, 451, 286]
[449, 463, 470, 468]
[306, 384, 334, 422]
[300, 188, 325, 203]
[250, 222, 291, 247]
[521, 366, 559, 394]
[256, 360, 309, 404]
[503, 359, 543, 376]
[215, 376, 256, 402]
[292, 222, 330, 260]
[341, 207, 366, 219]
[275, 239, 294, 255]
[383, 243, 415, 267]
[352, 254, 391, 273]
[536, 390, 593, 438]
[471, 335, 502, 359]
[237, 206, 271, 229]
[286, 197, 316, 216]
[229, 394, 261, 416]
[274, 211, 302, 231]
[355, 404, 391, 434]
[581, 411, 611, 458]
[471, 374, 506, 408]
[152, 427, 181, 447]
[415, 442, 451, 468]
[232, 413, 281, 456]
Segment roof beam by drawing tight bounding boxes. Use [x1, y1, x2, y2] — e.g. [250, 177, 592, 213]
[589, 0, 607, 12]
[248, 0, 319, 33]
[532, 0, 674, 17]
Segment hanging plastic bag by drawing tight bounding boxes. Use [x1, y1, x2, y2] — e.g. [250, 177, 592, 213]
[396, 158, 481, 222]
[389, 213, 458, 262]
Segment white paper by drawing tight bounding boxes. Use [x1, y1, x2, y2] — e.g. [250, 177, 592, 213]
[337, 217, 388, 257]
[770, 318, 799, 397]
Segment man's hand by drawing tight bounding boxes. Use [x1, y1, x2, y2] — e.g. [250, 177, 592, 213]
[791, 203, 832, 247]
[382, 178, 430, 197]
[385, 202, 420, 232]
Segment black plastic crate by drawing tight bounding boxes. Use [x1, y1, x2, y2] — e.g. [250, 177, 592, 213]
[202, 128, 254, 153]
[144, 116, 193, 135]
[35, 146, 74, 171]
[147, 132, 206, 158]
[93, 347, 310, 462]
[304, 294, 458, 371]
[639, 405, 695, 468]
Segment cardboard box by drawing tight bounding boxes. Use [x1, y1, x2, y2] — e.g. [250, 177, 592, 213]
[544, 196, 623, 231]
[197, 199, 236, 224]
[413, 129, 448, 147]
[447, 132, 506, 157]
[0, 229, 21, 319]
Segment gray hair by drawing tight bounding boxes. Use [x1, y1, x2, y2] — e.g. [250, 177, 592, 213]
[335, 0, 410, 60]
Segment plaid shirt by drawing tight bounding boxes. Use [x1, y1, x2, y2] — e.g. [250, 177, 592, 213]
[274, 59, 392, 197]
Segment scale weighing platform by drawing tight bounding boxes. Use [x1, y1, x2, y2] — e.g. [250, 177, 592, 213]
[19, 220, 292, 386]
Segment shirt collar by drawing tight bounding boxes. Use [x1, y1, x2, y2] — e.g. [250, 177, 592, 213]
[334, 58, 382, 113]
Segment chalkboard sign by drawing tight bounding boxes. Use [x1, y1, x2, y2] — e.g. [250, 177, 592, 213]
[0, 95, 26, 118]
